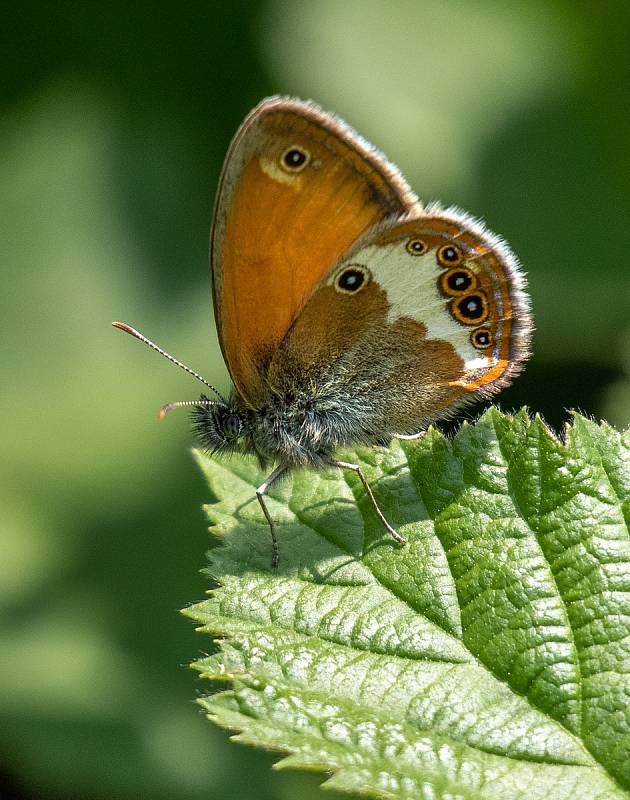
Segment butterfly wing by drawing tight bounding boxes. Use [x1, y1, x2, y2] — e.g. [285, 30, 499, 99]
[268, 206, 531, 438]
[211, 96, 419, 406]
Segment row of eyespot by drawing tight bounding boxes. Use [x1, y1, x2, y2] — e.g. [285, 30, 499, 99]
[408, 237, 493, 350]
[333, 259, 494, 352]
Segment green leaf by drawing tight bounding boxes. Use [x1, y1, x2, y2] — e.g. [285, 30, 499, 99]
[184, 409, 630, 799]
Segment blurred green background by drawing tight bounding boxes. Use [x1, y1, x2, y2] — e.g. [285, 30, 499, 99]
[2, 2, 629, 799]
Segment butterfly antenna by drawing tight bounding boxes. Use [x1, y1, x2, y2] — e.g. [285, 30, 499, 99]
[112, 321, 227, 404]
[159, 398, 217, 419]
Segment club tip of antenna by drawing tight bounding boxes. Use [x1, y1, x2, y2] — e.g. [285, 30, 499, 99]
[158, 401, 182, 419]
[112, 321, 130, 332]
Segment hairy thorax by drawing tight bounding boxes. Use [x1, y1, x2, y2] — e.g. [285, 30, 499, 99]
[242, 388, 377, 468]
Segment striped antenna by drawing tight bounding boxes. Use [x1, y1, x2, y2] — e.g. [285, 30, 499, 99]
[112, 321, 227, 404]
[159, 398, 217, 419]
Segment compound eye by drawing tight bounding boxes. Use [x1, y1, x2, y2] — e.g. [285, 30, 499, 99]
[221, 413, 242, 439]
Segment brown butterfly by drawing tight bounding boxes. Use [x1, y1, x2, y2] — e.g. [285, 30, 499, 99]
[113, 96, 532, 566]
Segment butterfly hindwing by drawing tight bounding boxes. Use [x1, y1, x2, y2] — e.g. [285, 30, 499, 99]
[211, 96, 420, 406]
[268, 207, 531, 437]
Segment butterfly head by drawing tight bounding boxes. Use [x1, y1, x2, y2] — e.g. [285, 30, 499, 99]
[191, 396, 247, 456]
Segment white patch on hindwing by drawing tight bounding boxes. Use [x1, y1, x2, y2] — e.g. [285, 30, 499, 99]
[330, 241, 492, 372]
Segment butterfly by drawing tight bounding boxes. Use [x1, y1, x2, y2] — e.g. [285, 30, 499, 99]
[113, 96, 532, 567]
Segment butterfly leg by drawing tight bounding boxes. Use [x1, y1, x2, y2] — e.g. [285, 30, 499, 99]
[332, 460, 407, 546]
[256, 464, 289, 568]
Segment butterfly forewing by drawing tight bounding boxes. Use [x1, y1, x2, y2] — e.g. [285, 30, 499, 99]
[211, 96, 420, 406]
